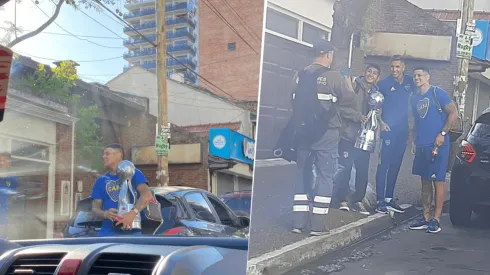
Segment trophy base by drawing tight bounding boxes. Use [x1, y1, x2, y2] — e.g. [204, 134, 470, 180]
[113, 203, 142, 231]
[354, 130, 376, 153]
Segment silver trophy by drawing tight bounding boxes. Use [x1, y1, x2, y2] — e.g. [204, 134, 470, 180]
[354, 91, 384, 153]
[114, 160, 142, 230]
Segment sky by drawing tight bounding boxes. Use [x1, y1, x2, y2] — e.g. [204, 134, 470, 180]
[0, 0, 133, 83]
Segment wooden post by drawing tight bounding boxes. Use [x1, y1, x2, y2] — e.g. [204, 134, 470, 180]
[156, 0, 169, 186]
[455, 0, 475, 117]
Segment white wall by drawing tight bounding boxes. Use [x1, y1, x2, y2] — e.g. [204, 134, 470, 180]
[106, 67, 253, 138]
[407, 0, 490, 12]
[268, 0, 335, 27]
[0, 111, 56, 145]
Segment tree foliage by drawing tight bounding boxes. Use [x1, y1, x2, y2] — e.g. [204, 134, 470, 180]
[13, 60, 103, 170]
[12, 60, 80, 103]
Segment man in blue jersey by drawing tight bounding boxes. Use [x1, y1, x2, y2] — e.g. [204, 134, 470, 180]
[0, 153, 18, 239]
[91, 144, 153, 237]
[408, 67, 457, 233]
[375, 55, 414, 214]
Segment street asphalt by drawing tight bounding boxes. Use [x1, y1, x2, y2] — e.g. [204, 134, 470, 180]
[285, 205, 490, 275]
[248, 145, 451, 259]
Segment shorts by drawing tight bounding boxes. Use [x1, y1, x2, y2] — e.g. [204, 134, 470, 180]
[412, 145, 449, 182]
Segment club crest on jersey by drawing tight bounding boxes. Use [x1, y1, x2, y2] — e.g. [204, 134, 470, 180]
[405, 84, 411, 91]
[5, 180, 10, 187]
[385, 139, 391, 146]
[417, 97, 430, 119]
[106, 180, 121, 202]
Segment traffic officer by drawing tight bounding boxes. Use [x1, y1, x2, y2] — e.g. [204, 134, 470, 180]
[289, 39, 355, 236]
[375, 55, 414, 214]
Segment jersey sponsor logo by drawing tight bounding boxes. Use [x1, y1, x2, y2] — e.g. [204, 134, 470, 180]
[343, 151, 349, 159]
[417, 97, 430, 119]
[106, 180, 121, 202]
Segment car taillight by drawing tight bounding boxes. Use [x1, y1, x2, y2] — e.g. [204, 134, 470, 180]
[163, 227, 194, 236]
[461, 140, 476, 163]
[57, 259, 82, 275]
[56, 232, 64, 238]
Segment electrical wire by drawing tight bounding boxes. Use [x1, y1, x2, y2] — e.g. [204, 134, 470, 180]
[201, 0, 259, 55]
[15, 50, 123, 62]
[218, 0, 261, 43]
[94, 0, 241, 100]
[30, 0, 125, 49]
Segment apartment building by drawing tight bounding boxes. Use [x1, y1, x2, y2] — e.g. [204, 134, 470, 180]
[122, 0, 199, 84]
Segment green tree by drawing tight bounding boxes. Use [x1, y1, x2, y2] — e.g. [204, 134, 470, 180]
[13, 59, 103, 170]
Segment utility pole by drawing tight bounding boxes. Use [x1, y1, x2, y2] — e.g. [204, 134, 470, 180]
[156, 0, 169, 186]
[455, 0, 475, 117]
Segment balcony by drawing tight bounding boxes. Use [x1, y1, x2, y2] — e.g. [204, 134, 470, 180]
[184, 71, 197, 83]
[123, 8, 156, 19]
[166, 29, 196, 42]
[123, 34, 157, 47]
[167, 56, 197, 69]
[167, 43, 196, 55]
[166, 2, 194, 13]
[123, 48, 157, 59]
[141, 61, 157, 70]
[124, 21, 156, 33]
[166, 16, 196, 28]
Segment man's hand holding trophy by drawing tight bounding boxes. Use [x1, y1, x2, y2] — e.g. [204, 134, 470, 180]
[113, 160, 142, 231]
[354, 91, 385, 153]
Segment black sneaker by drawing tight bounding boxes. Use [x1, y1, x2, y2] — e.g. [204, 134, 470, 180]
[375, 201, 388, 214]
[351, 202, 370, 215]
[386, 199, 405, 213]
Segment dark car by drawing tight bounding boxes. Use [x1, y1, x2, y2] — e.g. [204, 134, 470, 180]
[59, 186, 250, 238]
[220, 190, 252, 218]
[450, 108, 490, 226]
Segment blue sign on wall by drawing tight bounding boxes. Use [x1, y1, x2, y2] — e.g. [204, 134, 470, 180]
[209, 128, 255, 165]
[473, 20, 490, 61]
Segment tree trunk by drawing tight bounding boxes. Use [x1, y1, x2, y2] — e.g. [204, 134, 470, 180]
[7, 0, 65, 48]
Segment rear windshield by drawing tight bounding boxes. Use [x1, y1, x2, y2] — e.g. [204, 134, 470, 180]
[470, 123, 490, 138]
[225, 197, 251, 213]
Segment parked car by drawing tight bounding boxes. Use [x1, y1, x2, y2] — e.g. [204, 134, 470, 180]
[58, 186, 250, 238]
[220, 190, 252, 218]
[450, 108, 490, 226]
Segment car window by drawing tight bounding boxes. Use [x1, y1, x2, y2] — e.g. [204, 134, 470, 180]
[207, 195, 235, 226]
[184, 192, 217, 223]
[72, 211, 100, 227]
[471, 123, 490, 138]
[225, 197, 251, 213]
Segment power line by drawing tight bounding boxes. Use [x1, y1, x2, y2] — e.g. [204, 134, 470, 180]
[26, 30, 122, 40]
[218, 0, 261, 43]
[201, 0, 259, 55]
[15, 50, 123, 62]
[93, 0, 241, 100]
[31, 0, 125, 49]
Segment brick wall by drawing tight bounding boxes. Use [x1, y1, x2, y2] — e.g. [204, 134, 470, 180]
[198, 0, 264, 101]
[53, 123, 74, 233]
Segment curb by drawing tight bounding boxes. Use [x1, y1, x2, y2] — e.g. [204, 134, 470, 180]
[246, 204, 415, 275]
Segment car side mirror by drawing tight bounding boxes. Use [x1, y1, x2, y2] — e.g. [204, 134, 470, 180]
[237, 216, 250, 228]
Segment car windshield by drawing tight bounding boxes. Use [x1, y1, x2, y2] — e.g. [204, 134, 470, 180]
[225, 197, 251, 213]
[0, 0, 256, 241]
[471, 123, 490, 138]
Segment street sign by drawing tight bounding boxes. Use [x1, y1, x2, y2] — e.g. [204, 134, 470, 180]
[456, 34, 473, 59]
[155, 135, 169, 156]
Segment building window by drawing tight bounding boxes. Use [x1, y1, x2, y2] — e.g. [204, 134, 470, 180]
[302, 22, 330, 45]
[228, 42, 236, 51]
[265, 7, 331, 46]
[266, 8, 299, 39]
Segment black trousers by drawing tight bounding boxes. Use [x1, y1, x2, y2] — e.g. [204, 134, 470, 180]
[332, 139, 370, 207]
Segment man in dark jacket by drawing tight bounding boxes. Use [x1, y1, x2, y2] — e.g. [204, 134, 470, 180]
[289, 39, 356, 236]
[331, 64, 381, 215]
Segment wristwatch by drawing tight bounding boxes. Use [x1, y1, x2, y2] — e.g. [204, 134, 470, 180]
[131, 208, 139, 214]
[441, 131, 447, 136]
